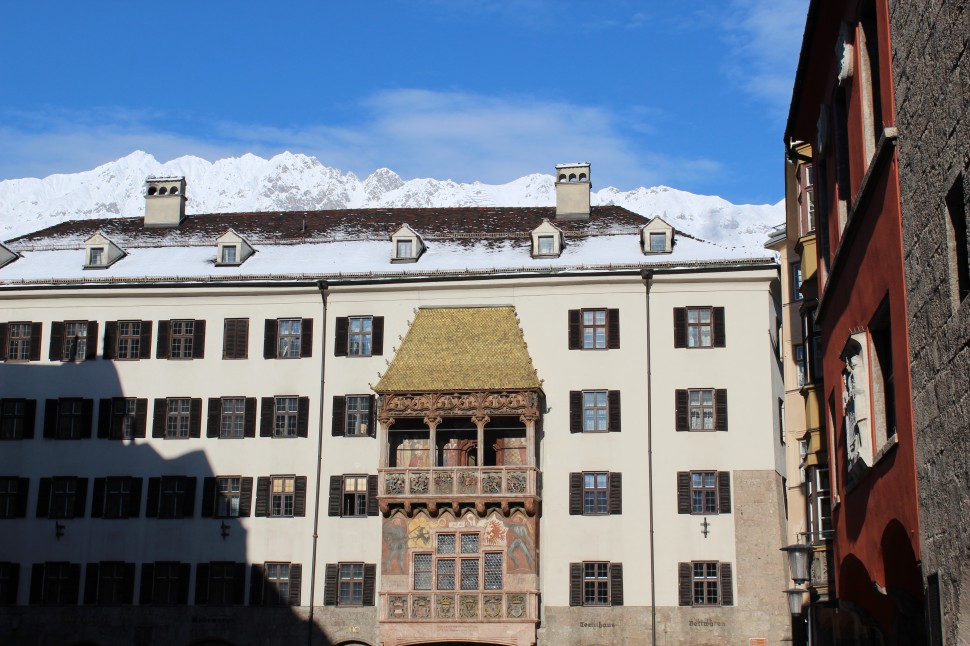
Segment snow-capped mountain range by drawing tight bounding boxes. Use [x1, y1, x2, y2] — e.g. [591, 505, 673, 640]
[0, 151, 783, 251]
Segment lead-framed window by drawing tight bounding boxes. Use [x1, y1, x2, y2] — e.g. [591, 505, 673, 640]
[411, 531, 503, 593]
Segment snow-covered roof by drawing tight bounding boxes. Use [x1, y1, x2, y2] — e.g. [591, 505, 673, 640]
[0, 206, 775, 286]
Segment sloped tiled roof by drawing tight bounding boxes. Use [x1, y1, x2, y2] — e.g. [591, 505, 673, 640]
[375, 307, 542, 393]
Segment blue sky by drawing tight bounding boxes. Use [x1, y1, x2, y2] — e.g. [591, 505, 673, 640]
[0, 1, 808, 204]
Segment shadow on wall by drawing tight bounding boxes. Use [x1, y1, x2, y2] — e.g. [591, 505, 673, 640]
[0, 362, 333, 646]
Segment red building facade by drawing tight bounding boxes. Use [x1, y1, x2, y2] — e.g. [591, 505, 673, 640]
[785, 1, 924, 643]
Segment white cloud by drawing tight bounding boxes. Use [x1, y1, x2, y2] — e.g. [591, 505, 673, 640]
[721, 0, 809, 114]
[0, 91, 723, 191]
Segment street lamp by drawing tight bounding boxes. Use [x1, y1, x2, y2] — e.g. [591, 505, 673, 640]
[785, 587, 807, 616]
[781, 542, 813, 585]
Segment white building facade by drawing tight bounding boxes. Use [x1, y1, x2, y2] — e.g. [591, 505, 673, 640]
[0, 168, 790, 646]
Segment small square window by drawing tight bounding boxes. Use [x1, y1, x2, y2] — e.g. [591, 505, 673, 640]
[649, 232, 666, 252]
[538, 235, 555, 255]
[396, 239, 413, 258]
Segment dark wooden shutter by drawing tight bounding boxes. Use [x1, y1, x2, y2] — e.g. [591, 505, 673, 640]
[366, 475, 378, 516]
[98, 399, 112, 439]
[156, 320, 170, 359]
[29, 563, 44, 605]
[43, 399, 57, 438]
[323, 564, 338, 605]
[239, 478, 253, 517]
[677, 472, 691, 514]
[103, 322, 117, 360]
[719, 563, 734, 605]
[3, 563, 19, 604]
[152, 399, 166, 438]
[0, 324, 7, 359]
[201, 478, 216, 518]
[264, 319, 278, 359]
[192, 320, 206, 359]
[74, 478, 88, 517]
[608, 391, 621, 432]
[678, 563, 692, 605]
[145, 478, 160, 518]
[567, 310, 580, 349]
[91, 478, 106, 518]
[254, 477, 270, 517]
[23, 399, 36, 439]
[371, 317, 384, 356]
[36, 478, 52, 517]
[135, 399, 147, 438]
[332, 396, 346, 436]
[294, 476, 307, 517]
[16, 478, 29, 517]
[260, 398, 274, 437]
[225, 318, 249, 359]
[569, 391, 582, 433]
[244, 398, 257, 438]
[233, 563, 246, 604]
[300, 318, 313, 358]
[334, 317, 349, 356]
[207, 399, 221, 438]
[568, 473, 583, 515]
[713, 307, 726, 347]
[250, 564, 264, 605]
[718, 472, 731, 514]
[140, 564, 154, 604]
[122, 563, 135, 604]
[288, 563, 302, 606]
[80, 399, 94, 439]
[84, 563, 99, 604]
[297, 397, 310, 438]
[328, 476, 342, 516]
[715, 389, 728, 432]
[610, 563, 624, 606]
[189, 399, 202, 438]
[363, 563, 376, 606]
[569, 563, 583, 606]
[182, 477, 196, 517]
[609, 472, 622, 515]
[195, 563, 209, 605]
[49, 321, 64, 361]
[85, 322, 99, 360]
[675, 390, 689, 432]
[607, 309, 620, 349]
[29, 322, 42, 361]
[177, 563, 191, 604]
[368, 395, 376, 437]
[138, 320, 152, 359]
[128, 478, 142, 517]
[673, 307, 687, 348]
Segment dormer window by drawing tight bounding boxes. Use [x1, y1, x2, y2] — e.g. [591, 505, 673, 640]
[215, 229, 254, 266]
[390, 224, 425, 263]
[0, 242, 18, 269]
[640, 217, 674, 255]
[538, 236, 555, 255]
[83, 232, 125, 269]
[530, 220, 564, 259]
[221, 245, 237, 264]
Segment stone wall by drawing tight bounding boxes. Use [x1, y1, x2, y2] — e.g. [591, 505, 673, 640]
[890, 0, 970, 643]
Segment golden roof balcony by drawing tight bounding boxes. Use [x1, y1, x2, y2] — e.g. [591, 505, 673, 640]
[378, 466, 540, 516]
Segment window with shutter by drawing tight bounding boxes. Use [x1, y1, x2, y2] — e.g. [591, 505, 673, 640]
[0, 398, 35, 440]
[222, 318, 249, 359]
[0, 562, 19, 605]
[681, 561, 733, 606]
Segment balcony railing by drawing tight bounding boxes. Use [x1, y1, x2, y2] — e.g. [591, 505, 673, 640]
[378, 466, 539, 514]
[380, 591, 538, 622]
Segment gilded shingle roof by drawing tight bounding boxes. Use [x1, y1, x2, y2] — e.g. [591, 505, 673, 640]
[375, 307, 542, 393]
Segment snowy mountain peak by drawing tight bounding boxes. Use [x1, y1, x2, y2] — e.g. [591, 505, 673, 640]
[0, 152, 783, 251]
